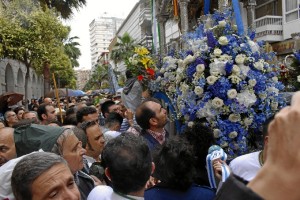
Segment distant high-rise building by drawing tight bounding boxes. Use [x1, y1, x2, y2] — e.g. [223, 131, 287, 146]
[89, 15, 124, 70]
[75, 69, 91, 90]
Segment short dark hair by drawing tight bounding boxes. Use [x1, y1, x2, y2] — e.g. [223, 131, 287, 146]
[80, 120, 99, 151]
[37, 103, 50, 120]
[11, 152, 68, 200]
[105, 112, 123, 129]
[101, 100, 115, 117]
[153, 136, 196, 190]
[63, 113, 78, 126]
[76, 106, 97, 123]
[102, 133, 152, 194]
[13, 107, 25, 115]
[135, 98, 161, 130]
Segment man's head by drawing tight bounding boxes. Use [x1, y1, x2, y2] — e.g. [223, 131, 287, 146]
[102, 133, 153, 194]
[11, 152, 80, 200]
[136, 98, 168, 130]
[4, 111, 18, 127]
[101, 100, 123, 118]
[0, 127, 16, 166]
[43, 97, 53, 105]
[81, 121, 105, 160]
[13, 107, 25, 121]
[22, 111, 39, 124]
[105, 112, 123, 131]
[37, 103, 57, 125]
[76, 106, 98, 124]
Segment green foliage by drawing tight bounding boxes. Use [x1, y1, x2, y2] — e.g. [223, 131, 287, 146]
[83, 64, 109, 90]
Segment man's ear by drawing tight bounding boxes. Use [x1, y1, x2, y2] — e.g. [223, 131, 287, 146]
[105, 168, 112, 181]
[41, 113, 47, 120]
[149, 118, 157, 126]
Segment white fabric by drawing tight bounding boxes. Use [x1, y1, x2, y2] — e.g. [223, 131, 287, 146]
[0, 152, 37, 200]
[88, 186, 144, 200]
[121, 81, 142, 113]
[105, 130, 121, 139]
[229, 151, 261, 181]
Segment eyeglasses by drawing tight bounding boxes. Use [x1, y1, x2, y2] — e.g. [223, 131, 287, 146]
[80, 120, 99, 131]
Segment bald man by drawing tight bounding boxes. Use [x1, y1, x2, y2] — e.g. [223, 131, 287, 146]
[0, 127, 16, 166]
[43, 97, 53, 105]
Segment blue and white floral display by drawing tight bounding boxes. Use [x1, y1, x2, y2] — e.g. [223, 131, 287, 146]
[152, 9, 286, 157]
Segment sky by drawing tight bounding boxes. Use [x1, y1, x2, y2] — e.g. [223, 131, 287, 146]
[64, 0, 139, 70]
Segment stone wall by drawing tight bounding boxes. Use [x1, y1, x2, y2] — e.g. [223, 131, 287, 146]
[0, 59, 44, 100]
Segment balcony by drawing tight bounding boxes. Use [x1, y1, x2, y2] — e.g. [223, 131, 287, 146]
[139, 7, 151, 28]
[254, 15, 283, 42]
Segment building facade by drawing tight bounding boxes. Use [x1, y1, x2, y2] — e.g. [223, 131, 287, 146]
[89, 15, 124, 70]
[75, 69, 91, 90]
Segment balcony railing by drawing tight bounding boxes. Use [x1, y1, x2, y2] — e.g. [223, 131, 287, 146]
[254, 15, 283, 42]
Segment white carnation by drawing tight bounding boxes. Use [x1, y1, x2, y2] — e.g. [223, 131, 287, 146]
[194, 86, 204, 96]
[212, 97, 224, 108]
[214, 48, 222, 56]
[207, 75, 218, 85]
[227, 89, 237, 99]
[232, 65, 240, 74]
[213, 129, 221, 138]
[196, 64, 205, 73]
[218, 36, 229, 46]
[229, 131, 238, 139]
[228, 114, 241, 122]
[235, 54, 246, 65]
[244, 117, 253, 126]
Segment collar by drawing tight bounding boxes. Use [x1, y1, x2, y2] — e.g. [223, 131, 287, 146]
[146, 129, 166, 145]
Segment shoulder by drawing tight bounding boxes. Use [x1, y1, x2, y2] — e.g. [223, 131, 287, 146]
[87, 186, 113, 200]
[230, 152, 259, 167]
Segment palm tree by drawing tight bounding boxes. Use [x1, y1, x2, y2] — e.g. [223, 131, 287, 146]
[64, 36, 81, 68]
[110, 32, 136, 64]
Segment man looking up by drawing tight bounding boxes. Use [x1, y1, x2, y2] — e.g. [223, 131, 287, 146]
[4, 111, 18, 127]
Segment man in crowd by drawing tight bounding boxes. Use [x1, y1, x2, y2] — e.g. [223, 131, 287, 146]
[37, 103, 57, 125]
[22, 111, 39, 124]
[4, 111, 18, 127]
[88, 133, 154, 200]
[76, 106, 99, 127]
[103, 112, 123, 142]
[43, 97, 53, 105]
[11, 152, 80, 200]
[0, 127, 16, 166]
[135, 98, 168, 150]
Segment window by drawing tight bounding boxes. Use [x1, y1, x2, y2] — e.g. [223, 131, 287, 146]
[285, 0, 300, 22]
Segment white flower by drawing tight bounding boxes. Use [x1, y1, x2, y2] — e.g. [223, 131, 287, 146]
[178, 59, 184, 68]
[239, 64, 251, 79]
[232, 65, 240, 74]
[236, 90, 257, 107]
[218, 20, 226, 27]
[227, 89, 237, 99]
[272, 77, 278, 82]
[213, 129, 221, 138]
[254, 60, 264, 71]
[188, 121, 194, 128]
[180, 83, 189, 94]
[196, 64, 205, 73]
[212, 97, 224, 108]
[209, 60, 226, 76]
[228, 75, 241, 84]
[207, 75, 218, 85]
[160, 68, 165, 73]
[229, 131, 238, 139]
[298, 75, 300, 82]
[259, 93, 267, 100]
[228, 114, 241, 122]
[248, 79, 257, 87]
[183, 55, 195, 65]
[214, 48, 222, 56]
[271, 102, 278, 111]
[194, 86, 204, 96]
[219, 54, 232, 61]
[267, 87, 279, 95]
[248, 40, 259, 52]
[200, 44, 208, 51]
[218, 36, 229, 46]
[244, 117, 253, 126]
[176, 67, 184, 74]
[168, 85, 175, 92]
[220, 141, 228, 148]
[235, 54, 246, 65]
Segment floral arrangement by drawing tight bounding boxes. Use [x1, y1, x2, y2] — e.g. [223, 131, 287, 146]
[126, 46, 156, 89]
[151, 9, 286, 157]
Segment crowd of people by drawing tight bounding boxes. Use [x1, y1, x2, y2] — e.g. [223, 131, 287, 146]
[1, 87, 300, 200]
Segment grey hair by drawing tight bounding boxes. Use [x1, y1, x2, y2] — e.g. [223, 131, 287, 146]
[51, 129, 75, 155]
[11, 152, 67, 200]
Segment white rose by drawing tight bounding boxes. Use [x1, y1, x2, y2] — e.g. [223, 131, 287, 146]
[248, 79, 257, 87]
[254, 60, 264, 71]
[229, 131, 238, 139]
[188, 121, 194, 128]
[227, 89, 237, 99]
[207, 75, 218, 85]
[218, 36, 229, 46]
[212, 97, 224, 108]
[232, 65, 240, 74]
[272, 77, 278, 82]
[194, 86, 204, 96]
[235, 54, 246, 65]
[196, 64, 205, 73]
[214, 48, 222, 57]
[213, 129, 221, 138]
[218, 20, 226, 27]
[271, 102, 278, 110]
[244, 117, 253, 126]
[228, 114, 241, 122]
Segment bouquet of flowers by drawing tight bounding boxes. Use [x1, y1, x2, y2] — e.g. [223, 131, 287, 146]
[126, 46, 156, 89]
[152, 9, 286, 156]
